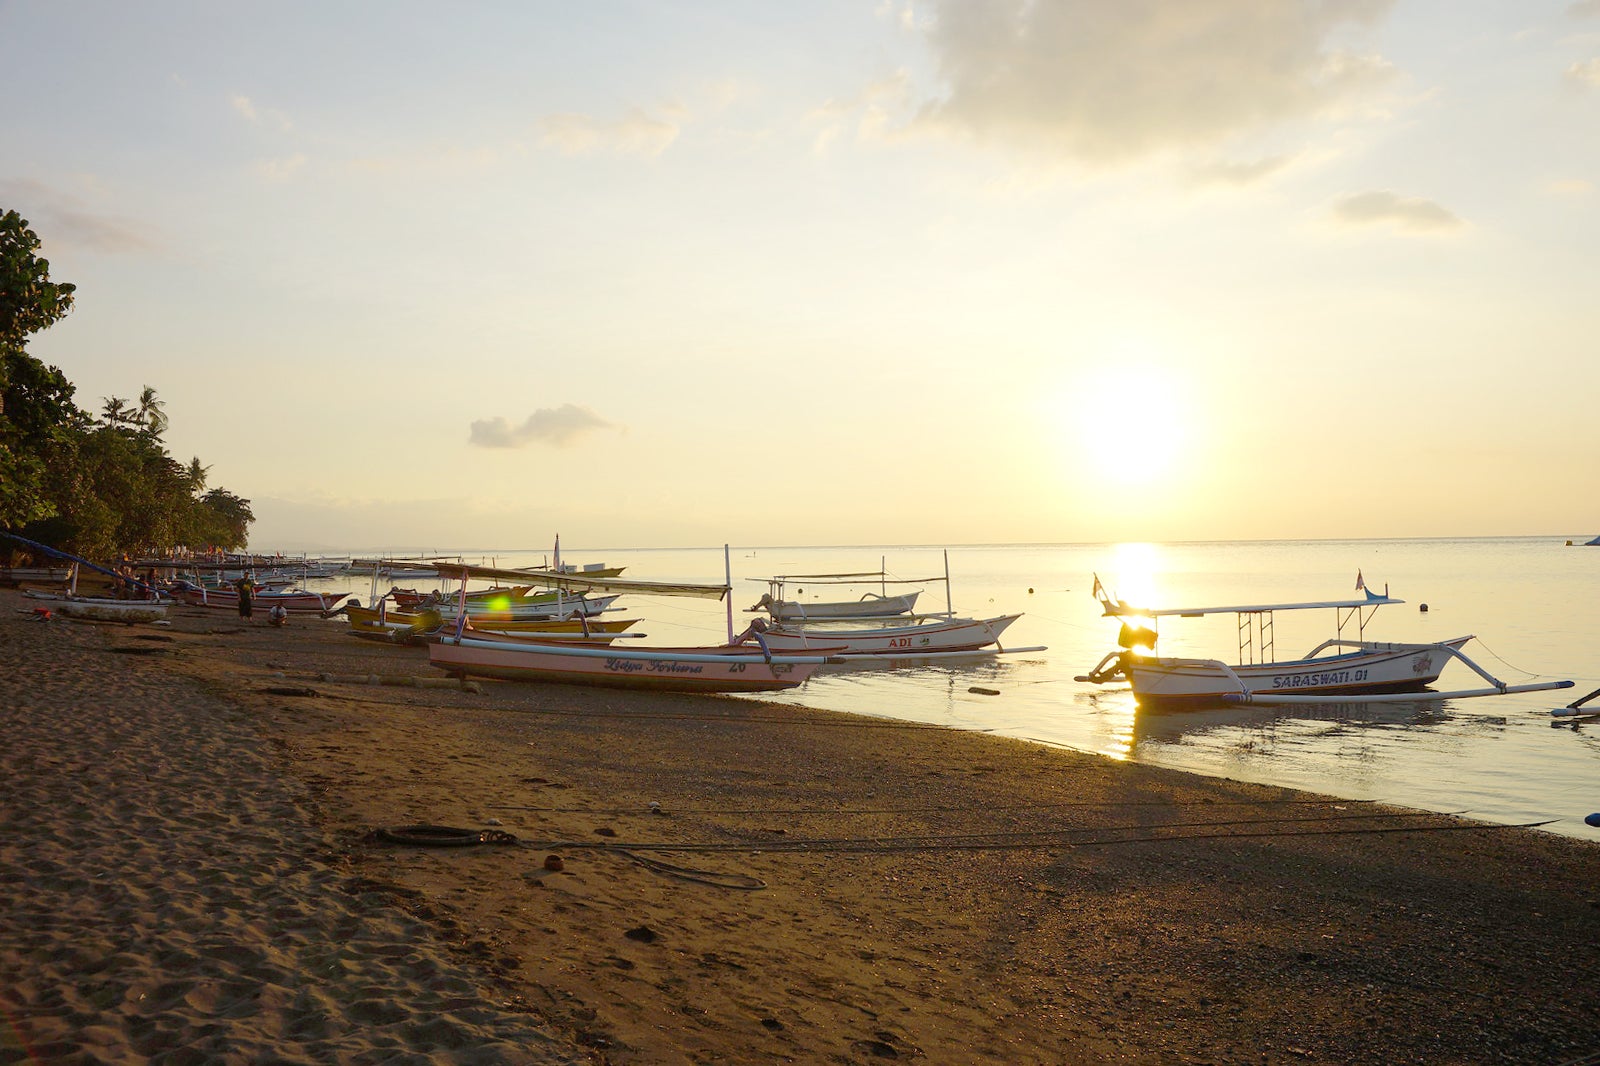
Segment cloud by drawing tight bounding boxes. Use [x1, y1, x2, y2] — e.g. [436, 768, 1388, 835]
[468, 405, 616, 449]
[1546, 177, 1594, 196]
[875, 0, 922, 32]
[1331, 190, 1462, 232]
[0, 179, 157, 253]
[230, 93, 293, 132]
[1187, 154, 1297, 186]
[807, 71, 916, 154]
[1569, 0, 1600, 17]
[917, 0, 1397, 163]
[255, 154, 308, 182]
[1566, 58, 1600, 88]
[538, 108, 683, 158]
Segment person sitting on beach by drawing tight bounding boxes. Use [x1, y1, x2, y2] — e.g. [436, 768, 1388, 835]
[267, 603, 288, 627]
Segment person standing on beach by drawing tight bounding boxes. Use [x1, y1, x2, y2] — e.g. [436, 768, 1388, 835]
[234, 576, 254, 620]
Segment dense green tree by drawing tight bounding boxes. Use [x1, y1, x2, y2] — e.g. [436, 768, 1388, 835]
[1, 210, 80, 528]
[194, 488, 253, 550]
[0, 209, 76, 358]
[2, 209, 253, 558]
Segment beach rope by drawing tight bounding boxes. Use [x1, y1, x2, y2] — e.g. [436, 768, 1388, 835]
[516, 810, 1556, 857]
[1469, 636, 1598, 685]
[486, 797, 1380, 816]
[375, 825, 521, 847]
[371, 825, 767, 890]
[608, 849, 767, 891]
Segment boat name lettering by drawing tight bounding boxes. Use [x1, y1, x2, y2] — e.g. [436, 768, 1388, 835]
[1270, 668, 1369, 690]
[602, 658, 707, 676]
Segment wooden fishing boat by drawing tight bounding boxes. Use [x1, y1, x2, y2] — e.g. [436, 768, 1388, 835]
[430, 634, 839, 693]
[431, 593, 621, 621]
[743, 551, 1042, 659]
[346, 603, 639, 642]
[1, 565, 73, 586]
[747, 560, 936, 621]
[23, 590, 170, 623]
[750, 589, 921, 621]
[171, 582, 348, 613]
[390, 585, 533, 609]
[1076, 574, 1573, 707]
[745, 613, 1026, 656]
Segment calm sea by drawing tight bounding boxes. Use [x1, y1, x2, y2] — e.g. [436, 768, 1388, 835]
[306, 538, 1600, 839]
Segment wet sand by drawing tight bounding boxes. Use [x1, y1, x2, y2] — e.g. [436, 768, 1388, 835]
[3, 587, 1599, 1064]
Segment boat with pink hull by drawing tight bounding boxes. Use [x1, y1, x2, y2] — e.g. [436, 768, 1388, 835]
[430, 634, 840, 693]
[171, 582, 348, 613]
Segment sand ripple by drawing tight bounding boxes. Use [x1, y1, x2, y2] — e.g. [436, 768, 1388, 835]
[0, 612, 579, 1064]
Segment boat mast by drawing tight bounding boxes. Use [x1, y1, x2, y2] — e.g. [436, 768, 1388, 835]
[725, 544, 734, 643]
[943, 549, 953, 617]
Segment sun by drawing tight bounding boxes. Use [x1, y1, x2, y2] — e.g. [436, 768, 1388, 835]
[1070, 365, 1189, 486]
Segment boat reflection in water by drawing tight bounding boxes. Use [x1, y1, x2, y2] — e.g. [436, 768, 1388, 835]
[1125, 696, 1456, 749]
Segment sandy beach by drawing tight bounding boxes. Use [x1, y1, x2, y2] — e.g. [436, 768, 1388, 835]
[3, 587, 1599, 1065]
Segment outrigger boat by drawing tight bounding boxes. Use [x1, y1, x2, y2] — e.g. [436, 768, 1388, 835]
[425, 553, 844, 693]
[1076, 574, 1573, 707]
[170, 581, 349, 613]
[741, 613, 1027, 657]
[23, 589, 171, 623]
[345, 601, 641, 644]
[742, 551, 1044, 660]
[748, 563, 923, 621]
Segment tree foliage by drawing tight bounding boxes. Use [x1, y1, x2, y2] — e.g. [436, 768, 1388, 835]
[1, 209, 254, 559]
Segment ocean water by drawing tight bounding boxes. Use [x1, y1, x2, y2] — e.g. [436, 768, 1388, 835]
[306, 538, 1600, 839]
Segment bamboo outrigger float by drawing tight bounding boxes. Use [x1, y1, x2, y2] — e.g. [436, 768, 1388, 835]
[1077, 573, 1573, 707]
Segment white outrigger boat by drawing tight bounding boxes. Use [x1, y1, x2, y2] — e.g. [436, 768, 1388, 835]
[1076, 574, 1573, 707]
[742, 612, 1028, 658]
[23, 589, 171, 624]
[748, 564, 922, 621]
[743, 551, 1044, 660]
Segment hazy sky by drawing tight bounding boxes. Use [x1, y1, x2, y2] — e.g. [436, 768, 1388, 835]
[4, 1, 1597, 551]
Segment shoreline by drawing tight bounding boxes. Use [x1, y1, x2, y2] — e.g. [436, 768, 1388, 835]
[4, 588, 1599, 1064]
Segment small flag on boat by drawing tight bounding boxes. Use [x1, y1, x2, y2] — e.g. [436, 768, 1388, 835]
[1355, 570, 1365, 591]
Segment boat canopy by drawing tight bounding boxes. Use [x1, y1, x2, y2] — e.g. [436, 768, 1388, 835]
[747, 570, 943, 585]
[1102, 590, 1403, 619]
[407, 559, 729, 600]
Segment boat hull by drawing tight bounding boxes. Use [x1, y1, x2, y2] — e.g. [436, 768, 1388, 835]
[429, 637, 828, 693]
[433, 594, 620, 622]
[174, 587, 347, 612]
[2, 566, 74, 586]
[757, 614, 1022, 655]
[26, 593, 170, 623]
[1123, 638, 1474, 706]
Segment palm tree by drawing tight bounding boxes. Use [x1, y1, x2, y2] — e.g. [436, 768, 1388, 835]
[186, 456, 210, 494]
[100, 395, 129, 427]
[135, 385, 168, 438]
